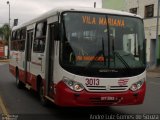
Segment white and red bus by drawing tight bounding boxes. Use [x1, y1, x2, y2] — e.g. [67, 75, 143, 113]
[9, 7, 146, 106]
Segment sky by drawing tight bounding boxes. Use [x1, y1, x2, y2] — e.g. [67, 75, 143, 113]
[0, 0, 102, 27]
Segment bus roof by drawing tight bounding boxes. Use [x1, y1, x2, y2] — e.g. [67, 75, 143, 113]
[12, 7, 142, 30]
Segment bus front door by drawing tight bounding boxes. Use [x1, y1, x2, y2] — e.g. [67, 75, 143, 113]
[47, 23, 56, 99]
[26, 30, 33, 84]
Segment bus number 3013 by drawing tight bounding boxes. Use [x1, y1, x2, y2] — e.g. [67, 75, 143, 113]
[85, 78, 100, 86]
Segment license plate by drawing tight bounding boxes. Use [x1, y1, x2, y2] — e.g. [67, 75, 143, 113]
[101, 96, 116, 101]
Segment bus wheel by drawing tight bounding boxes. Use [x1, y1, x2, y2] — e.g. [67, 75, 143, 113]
[39, 82, 48, 106]
[16, 70, 23, 89]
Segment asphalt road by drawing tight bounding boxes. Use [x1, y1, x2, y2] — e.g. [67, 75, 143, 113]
[0, 64, 160, 120]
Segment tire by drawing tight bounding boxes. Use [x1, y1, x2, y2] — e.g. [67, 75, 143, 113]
[39, 82, 48, 106]
[16, 70, 24, 89]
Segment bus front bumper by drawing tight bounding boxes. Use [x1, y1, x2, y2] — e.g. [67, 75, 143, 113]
[55, 81, 146, 107]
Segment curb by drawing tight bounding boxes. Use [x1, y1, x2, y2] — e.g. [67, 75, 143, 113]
[0, 59, 9, 62]
[147, 71, 160, 78]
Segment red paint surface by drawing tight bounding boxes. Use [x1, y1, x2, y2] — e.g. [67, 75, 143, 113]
[9, 65, 38, 91]
[18, 69, 26, 83]
[26, 72, 37, 91]
[55, 81, 146, 107]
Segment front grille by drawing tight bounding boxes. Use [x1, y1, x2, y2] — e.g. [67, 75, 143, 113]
[110, 86, 128, 91]
[87, 86, 106, 91]
[86, 85, 128, 92]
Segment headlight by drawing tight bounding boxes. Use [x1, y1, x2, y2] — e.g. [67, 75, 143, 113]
[63, 77, 84, 92]
[130, 78, 145, 92]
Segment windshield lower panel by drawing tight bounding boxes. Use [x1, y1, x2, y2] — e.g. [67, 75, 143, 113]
[60, 12, 146, 78]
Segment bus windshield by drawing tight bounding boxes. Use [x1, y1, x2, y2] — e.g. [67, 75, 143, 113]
[61, 12, 146, 77]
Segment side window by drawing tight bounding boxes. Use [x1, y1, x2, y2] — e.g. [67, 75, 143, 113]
[33, 21, 47, 53]
[16, 30, 21, 40]
[11, 30, 20, 51]
[21, 29, 26, 39]
[11, 28, 26, 51]
[11, 31, 16, 50]
[19, 28, 26, 51]
[15, 30, 21, 51]
[11, 31, 16, 40]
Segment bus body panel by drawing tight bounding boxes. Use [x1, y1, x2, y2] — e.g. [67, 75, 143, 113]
[56, 70, 146, 93]
[9, 51, 25, 82]
[55, 81, 146, 106]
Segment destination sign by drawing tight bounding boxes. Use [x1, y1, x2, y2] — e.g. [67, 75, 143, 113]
[82, 15, 125, 27]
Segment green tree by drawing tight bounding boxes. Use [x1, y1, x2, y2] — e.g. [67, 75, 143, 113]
[0, 24, 11, 43]
[0, 27, 3, 39]
[0, 24, 11, 58]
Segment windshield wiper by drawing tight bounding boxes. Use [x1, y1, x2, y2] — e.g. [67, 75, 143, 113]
[102, 38, 107, 66]
[86, 50, 102, 68]
[114, 51, 130, 69]
[86, 38, 107, 68]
